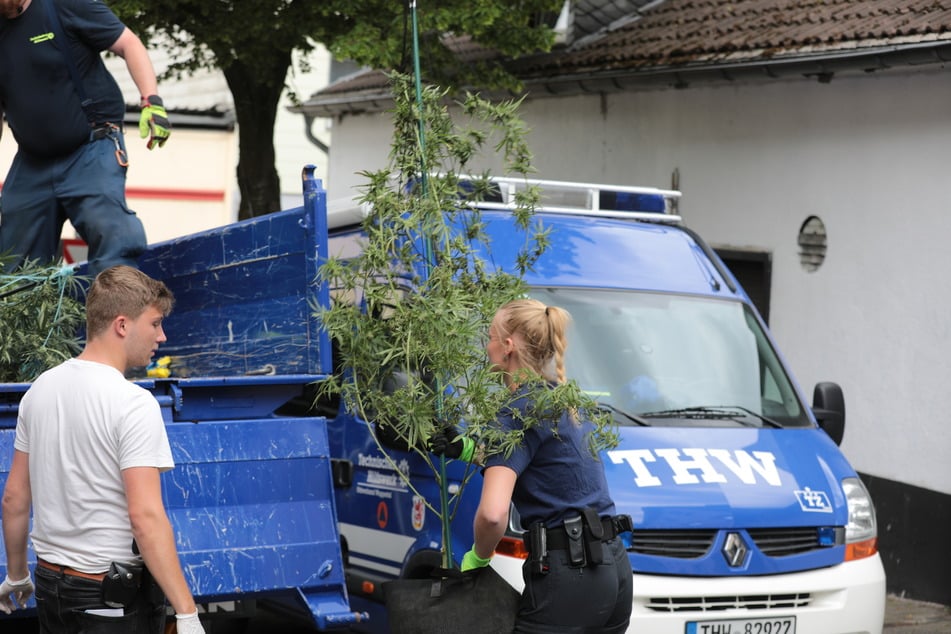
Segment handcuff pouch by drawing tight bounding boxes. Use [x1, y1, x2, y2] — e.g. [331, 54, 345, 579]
[563, 515, 587, 567]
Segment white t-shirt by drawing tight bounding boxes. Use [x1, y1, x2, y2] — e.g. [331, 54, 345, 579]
[14, 358, 174, 573]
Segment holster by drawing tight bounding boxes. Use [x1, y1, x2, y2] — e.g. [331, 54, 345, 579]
[527, 521, 550, 574]
[613, 514, 634, 534]
[101, 561, 143, 608]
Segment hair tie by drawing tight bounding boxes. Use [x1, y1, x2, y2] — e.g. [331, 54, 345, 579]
[544, 306, 550, 317]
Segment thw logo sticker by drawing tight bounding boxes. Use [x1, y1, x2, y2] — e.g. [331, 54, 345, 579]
[795, 487, 833, 513]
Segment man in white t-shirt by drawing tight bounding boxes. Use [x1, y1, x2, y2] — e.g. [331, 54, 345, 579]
[1, 265, 204, 634]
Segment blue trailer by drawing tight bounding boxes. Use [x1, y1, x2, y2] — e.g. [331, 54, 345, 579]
[0, 167, 362, 629]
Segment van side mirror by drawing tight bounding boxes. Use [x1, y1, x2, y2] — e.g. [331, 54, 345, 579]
[812, 382, 845, 446]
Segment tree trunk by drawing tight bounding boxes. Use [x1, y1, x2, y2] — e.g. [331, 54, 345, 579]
[223, 53, 292, 219]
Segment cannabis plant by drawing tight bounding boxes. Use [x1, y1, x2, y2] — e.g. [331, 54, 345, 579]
[316, 73, 616, 568]
[0, 259, 86, 383]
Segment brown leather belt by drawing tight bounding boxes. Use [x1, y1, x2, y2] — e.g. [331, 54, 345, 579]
[37, 558, 107, 582]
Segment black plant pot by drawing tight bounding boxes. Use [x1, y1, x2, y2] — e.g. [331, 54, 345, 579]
[382, 566, 520, 634]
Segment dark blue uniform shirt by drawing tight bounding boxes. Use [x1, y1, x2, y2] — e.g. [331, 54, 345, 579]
[484, 388, 617, 529]
[0, 0, 126, 158]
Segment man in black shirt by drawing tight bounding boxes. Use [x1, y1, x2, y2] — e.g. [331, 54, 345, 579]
[0, 0, 171, 276]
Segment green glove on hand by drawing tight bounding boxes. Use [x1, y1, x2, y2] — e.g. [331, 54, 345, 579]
[139, 95, 171, 149]
[460, 546, 492, 572]
[429, 429, 475, 462]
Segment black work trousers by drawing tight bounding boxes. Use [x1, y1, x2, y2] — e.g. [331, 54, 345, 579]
[515, 537, 633, 633]
[34, 564, 166, 634]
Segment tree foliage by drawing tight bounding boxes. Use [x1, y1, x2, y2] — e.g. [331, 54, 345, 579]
[315, 73, 616, 567]
[0, 261, 86, 383]
[109, 0, 564, 218]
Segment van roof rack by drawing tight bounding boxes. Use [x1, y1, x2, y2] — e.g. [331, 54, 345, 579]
[326, 176, 683, 229]
[471, 176, 682, 223]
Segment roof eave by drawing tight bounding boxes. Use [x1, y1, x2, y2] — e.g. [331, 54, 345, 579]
[296, 41, 951, 118]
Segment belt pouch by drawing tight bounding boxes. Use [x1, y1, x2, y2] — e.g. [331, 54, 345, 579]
[101, 561, 142, 608]
[581, 507, 605, 565]
[563, 516, 587, 567]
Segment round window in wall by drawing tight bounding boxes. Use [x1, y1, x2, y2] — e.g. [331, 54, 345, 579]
[798, 215, 827, 272]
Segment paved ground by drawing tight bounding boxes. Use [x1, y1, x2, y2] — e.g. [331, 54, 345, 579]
[245, 594, 951, 633]
[885, 595, 951, 633]
[3, 593, 948, 632]
[244, 594, 951, 633]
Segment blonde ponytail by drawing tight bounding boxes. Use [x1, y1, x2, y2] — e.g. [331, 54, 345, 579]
[496, 299, 571, 384]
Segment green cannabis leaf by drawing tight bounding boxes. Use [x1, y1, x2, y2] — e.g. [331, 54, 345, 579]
[0, 258, 86, 383]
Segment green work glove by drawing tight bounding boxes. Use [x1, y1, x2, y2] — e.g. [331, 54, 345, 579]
[428, 428, 475, 462]
[460, 546, 492, 572]
[139, 95, 171, 149]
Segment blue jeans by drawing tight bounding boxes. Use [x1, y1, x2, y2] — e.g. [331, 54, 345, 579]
[34, 564, 165, 634]
[0, 126, 147, 277]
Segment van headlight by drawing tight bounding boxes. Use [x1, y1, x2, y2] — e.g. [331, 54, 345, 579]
[842, 477, 878, 560]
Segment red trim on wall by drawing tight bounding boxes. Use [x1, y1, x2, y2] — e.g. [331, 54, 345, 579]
[0, 182, 225, 202]
[126, 187, 225, 201]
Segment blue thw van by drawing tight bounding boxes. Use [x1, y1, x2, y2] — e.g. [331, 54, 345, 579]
[326, 177, 886, 634]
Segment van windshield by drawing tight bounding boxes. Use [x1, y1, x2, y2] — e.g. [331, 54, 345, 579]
[529, 288, 811, 428]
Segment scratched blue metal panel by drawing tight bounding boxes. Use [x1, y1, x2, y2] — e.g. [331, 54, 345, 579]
[163, 416, 353, 625]
[138, 209, 322, 378]
[137, 170, 331, 379]
[142, 375, 323, 422]
[0, 416, 356, 626]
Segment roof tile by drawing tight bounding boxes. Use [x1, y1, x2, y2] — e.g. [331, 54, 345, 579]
[309, 1, 951, 110]
[517, 0, 951, 75]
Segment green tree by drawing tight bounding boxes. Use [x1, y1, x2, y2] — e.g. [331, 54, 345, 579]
[316, 73, 617, 569]
[109, 0, 563, 220]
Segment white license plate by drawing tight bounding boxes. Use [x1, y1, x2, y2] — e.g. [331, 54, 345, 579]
[685, 616, 796, 634]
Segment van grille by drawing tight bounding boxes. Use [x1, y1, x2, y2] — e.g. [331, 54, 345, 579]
[629, 528, 827, 559]
[630, 530, 717, 558]
[748, 527, 823, 556]
[647, 593, 811, 613]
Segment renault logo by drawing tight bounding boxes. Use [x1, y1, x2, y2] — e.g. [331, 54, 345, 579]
[722, 532, 749, 568]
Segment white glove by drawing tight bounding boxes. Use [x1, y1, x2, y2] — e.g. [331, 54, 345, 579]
[175, 611, 206, 634]
[0, 574, 34, 614]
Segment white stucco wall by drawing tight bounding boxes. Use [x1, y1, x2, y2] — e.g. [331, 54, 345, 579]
[324, 66, 951, 495]
[275, 49, 333, 206]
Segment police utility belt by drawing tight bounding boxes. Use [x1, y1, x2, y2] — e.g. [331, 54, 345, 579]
[525, 508, 633, 574]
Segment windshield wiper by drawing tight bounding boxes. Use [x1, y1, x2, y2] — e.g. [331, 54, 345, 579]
[596, 402, 651, 427]
[639, 405, 783, 429]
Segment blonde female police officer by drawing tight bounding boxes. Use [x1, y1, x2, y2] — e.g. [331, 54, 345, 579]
[437, 298, 634, 633]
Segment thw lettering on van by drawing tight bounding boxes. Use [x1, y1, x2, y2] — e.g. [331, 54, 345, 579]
[607, 448, 782, 487]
